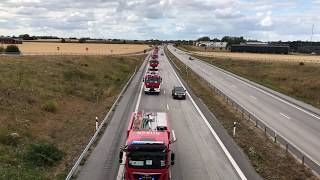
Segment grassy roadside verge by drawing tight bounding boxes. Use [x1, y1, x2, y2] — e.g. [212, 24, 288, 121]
[165, 47, 317, 180]
[0, 55, 145, 179]
[193, 54, 320, 109]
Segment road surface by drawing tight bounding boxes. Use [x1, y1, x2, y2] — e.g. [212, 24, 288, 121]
[168, 45, 320, 167]
[76, 48, 260, 180]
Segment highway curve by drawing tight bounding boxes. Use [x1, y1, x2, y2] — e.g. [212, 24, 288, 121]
[76, 47, 260, 180]
[168, 45, 320, 169]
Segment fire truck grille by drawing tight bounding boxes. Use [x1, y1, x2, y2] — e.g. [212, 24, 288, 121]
[133, 174, 161, 180]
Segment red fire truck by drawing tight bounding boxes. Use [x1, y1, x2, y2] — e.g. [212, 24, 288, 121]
[143, 71, 162, 94]
[150, 49, 159, 70]
[119, 111, 176, 180]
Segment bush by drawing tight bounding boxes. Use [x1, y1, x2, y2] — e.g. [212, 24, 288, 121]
[42, 100, 58, 113]
[299, 62, 305, 66]
[25, 143, 63, 166]
[0, 130, 20, 146]
[5, 45, 20, 54]
[0, 46, 4, 52]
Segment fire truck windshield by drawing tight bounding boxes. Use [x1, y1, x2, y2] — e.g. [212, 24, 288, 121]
[145, 77, 160, 83]
[128, 151, 166, 169]
[150, 60, 158, 64]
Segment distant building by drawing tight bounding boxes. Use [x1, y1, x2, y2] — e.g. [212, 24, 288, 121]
[195, 41, 227, 49]
[231, 43, 289, 54]
[0, 37, 22, 44]
[297, 46, 320, 54]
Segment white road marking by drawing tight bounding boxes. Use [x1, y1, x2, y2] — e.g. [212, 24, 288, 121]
[166, 104, 170, 111]
[169, 46, 320, 168]
[166, 49, 247, 180]
[117, 56, 148, 180]
[280, 113, 291, 119]
[249, 95, 257, 100]
[192, 53, 320, 121]
[164, 90, 166, 94]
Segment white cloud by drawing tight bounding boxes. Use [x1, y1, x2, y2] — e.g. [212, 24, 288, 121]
[260, 11, 273, 27]
[0, 0, 319, 41]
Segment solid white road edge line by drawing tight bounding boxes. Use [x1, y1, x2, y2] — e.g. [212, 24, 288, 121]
[166, 50, 247, 180]
[116, 58, 147, 180]
[185, 47, 320, 121]
[169, 46, 320, 166]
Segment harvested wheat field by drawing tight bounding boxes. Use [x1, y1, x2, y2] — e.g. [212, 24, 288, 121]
[193, 51, 320, 63]
[13, 42, 150, 55]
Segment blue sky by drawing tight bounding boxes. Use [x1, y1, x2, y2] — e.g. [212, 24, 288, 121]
[0, 0, 319, 41]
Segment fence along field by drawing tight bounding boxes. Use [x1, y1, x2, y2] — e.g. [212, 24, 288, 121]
[1, 42, 149, 55]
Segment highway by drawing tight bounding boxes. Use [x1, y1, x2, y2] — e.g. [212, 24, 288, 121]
[167, 45, 320, 167]
[76, 47, 260, 180]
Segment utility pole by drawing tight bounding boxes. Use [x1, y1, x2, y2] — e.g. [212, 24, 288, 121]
[311, 24, 314, 43]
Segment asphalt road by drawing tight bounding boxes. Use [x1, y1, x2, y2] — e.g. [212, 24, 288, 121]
[76, 47, 259, 180]
[168, 45, 320, 167]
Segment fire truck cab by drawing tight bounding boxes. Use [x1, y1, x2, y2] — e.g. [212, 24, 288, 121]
[143, 72, 162, 94]
[119, 112, 176, 180]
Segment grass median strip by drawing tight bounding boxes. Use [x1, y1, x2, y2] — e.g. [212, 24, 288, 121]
[0, 55, 145, 179]
[165, 47, 318, 180]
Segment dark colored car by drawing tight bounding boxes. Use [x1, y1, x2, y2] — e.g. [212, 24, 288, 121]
[189, 56, 194, 60]
[172, 86, 186, 99]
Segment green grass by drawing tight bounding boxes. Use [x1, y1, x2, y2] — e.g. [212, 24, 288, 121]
[194, 55, 320, 108]
[165, 47, 317, 180]
[0, 55, 145, 179]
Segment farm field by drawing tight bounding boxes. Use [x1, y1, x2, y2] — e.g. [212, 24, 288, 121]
[0, 54, 145, 179]
[3, 42, 150, 55]
[178, 45, 320, 63]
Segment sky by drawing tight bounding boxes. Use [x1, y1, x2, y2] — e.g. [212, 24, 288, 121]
[0, 0, 319, 41]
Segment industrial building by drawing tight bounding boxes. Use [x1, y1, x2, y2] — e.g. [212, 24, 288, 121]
[231, 43, 289, 54]
[0, 37, 22, 44]
[195, 41, 228, 49]
[297, 46, 320, 54]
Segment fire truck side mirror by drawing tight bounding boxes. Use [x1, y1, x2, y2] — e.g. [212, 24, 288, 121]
[119, 151, 123, 164]
[170, 130, 177, 144]
[171, 153, 175, 165]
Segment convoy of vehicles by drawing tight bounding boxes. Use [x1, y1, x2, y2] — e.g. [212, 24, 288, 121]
[119, 111, 176, 180]
[119, 46, 187, 179]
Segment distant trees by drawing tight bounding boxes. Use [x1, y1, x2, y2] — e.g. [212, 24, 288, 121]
[18, 34, 37, 40]
[197, 36, 210, 41]
[221, 36, 246, 46]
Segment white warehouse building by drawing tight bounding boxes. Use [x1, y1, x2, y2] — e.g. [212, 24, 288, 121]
[195, 41, 228, 49]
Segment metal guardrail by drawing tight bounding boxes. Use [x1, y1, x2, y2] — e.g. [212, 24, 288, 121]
[166, 47, 320, 175]
[65, 66, 138, 180]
